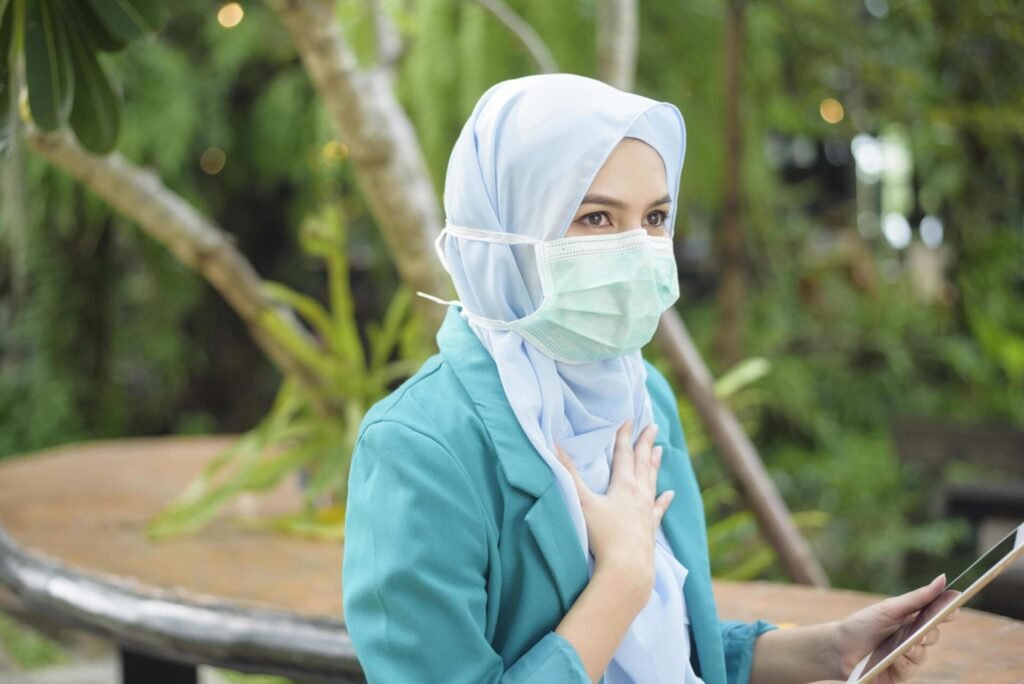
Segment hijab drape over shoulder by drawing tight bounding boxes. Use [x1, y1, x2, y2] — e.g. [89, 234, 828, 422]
[420, 73, 701, 684]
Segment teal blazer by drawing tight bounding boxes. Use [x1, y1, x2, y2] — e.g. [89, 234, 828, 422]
[342, 305, 776, 683]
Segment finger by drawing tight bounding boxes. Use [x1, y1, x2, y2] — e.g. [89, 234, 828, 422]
[922, 628, 940, 647]
[634, 421, 659, 456]
[878, 574, 946, 623]
[610, 419, 635, 483]
[649, 446, 663, 490]
[904, 642, 927, 666]
[633, 422, 659, 478]
[888, 652, 919, 682]
[555, 444, 593, 505]
[943, 607, 960, 623]
[653, 490, 675, 528]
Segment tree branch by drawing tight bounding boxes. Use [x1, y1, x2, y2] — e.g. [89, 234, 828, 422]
[654, 310, 830, 587]
[473, 0, 558, 74]
[596, 0, 638, 90]
[21, 123, 338, 415]
[264, 0, 449, 333]
[369, 0, 404, 75]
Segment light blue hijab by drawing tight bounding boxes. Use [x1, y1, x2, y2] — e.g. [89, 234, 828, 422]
[420, 73, 701, 683]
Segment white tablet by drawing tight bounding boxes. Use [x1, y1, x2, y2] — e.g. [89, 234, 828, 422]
[847, 521, 1024, 684]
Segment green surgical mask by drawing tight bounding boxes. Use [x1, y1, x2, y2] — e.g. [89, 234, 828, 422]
[418, 224, 680, 364]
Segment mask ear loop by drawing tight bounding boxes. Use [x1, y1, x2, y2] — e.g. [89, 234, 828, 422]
[414, 224, 538, 332]
[416, 224, 539, 306]
[415, 227, 462, 306]
[433, 226, 452, 272]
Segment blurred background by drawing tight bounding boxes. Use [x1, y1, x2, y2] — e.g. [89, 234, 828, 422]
[0, 0, 1022, 677]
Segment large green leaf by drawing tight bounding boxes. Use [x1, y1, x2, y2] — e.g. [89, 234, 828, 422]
[24, 0, 74, 131]
[0, 1, 12, 136]
[84, 0, 163, 44]
[74, 1, 129, 52]
[0, 0, 9, 43]
[64, 3, 121, 153]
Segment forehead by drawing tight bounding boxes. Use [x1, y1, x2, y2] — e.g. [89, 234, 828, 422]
[586, 138, 668, 195]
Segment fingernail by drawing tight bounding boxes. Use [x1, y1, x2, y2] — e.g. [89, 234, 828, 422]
[933, 573, 946, 585]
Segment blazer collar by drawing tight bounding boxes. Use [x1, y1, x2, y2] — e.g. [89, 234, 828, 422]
[436, 305, 556, 498]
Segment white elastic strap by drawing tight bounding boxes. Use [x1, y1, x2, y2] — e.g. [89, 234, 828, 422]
[433, 228, 451, 273]
[419, 222, 539, 310]
[415, 290, 462, 307]
[444, 223, 540, 245]
[416, 229, 459, 308]
[413, 289, 518, 331]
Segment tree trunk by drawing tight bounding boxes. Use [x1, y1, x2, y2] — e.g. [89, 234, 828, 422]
[714, 0, 746, 368]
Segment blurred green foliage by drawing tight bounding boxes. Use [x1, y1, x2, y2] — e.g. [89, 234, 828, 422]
[673, 355, 831, 582]
[146, 202, 431, 540]
[0, 611, 65, 670]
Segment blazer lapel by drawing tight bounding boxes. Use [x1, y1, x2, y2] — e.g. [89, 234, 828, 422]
[436, 306, 590, 613]
[524, 487, 592, 610]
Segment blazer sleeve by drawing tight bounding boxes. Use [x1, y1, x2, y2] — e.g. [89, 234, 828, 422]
[342, 419, 591, 684]
[720, 619, 778, 684]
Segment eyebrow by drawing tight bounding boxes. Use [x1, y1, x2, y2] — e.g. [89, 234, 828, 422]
[579, 193, 672, 209]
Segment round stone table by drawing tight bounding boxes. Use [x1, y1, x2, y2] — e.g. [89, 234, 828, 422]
[0, 436, 1021, 683]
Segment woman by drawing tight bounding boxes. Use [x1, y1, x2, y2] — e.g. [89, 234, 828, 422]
[341, 73, 953, 684]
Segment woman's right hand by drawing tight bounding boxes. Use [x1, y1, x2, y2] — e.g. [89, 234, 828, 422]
[555, 419, 675, 611]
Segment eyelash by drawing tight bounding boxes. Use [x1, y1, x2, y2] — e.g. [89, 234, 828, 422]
[578, 210, 670, 228]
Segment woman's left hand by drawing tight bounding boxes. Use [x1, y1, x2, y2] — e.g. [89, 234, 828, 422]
[832, 574, 960, 683]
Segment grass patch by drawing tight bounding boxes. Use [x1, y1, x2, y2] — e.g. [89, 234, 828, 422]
[216, 670, 298, 684]
[0, 610, 67, 670]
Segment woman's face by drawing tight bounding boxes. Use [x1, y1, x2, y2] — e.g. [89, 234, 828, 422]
[565, 137, 672, 239]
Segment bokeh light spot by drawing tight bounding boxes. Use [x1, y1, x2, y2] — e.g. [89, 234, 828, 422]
[218, 3, 244, 28]
[322, 140, 350, 161]
[820, 98, 845, 124]
[882, 213, 911, 250]
[200, 147, 227, 175]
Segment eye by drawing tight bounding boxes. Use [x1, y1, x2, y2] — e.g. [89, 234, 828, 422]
[578, 211, 612, 227]
[646, 210, 669, 227]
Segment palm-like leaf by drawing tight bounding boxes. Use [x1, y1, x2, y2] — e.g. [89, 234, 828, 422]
[85, 0, 162, 44]
[5, 0, 164, 154]
[24, 0, 73, 131]
[65, 3, 121, 152]
[0, 2, 12, 146]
